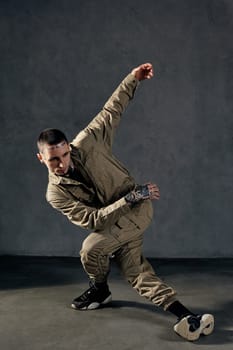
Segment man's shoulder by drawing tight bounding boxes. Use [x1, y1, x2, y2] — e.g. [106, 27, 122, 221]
[46, 181, 70, 204]
[70, 128, 91, 149]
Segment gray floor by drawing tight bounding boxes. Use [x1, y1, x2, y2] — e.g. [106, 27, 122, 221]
[0, 257, 232, 350]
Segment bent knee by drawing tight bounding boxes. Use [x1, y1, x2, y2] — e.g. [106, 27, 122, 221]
[80, 234, 103, 260]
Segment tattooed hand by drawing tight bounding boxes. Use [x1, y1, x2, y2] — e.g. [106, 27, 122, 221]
[125, 183, 160, 204]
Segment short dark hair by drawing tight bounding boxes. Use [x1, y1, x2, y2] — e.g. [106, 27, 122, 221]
[37, 128, 68, 152]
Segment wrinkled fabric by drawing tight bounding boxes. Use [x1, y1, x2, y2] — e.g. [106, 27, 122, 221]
[46, 74, 138, 230]
[45, 73, 177, 309]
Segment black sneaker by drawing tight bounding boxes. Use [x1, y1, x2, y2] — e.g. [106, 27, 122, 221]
[71, 282, 112, 310]
[174, 313, 214, 341]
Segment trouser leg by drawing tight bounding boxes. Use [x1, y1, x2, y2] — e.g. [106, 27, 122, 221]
[80, 231, 121, 283]
[80, 225, 177, 309]
[79, 201, 151, 283]
[114, 238, 177, 310]
[80, 200, 176, 309]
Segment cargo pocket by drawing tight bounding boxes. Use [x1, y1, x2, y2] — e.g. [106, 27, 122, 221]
[130, 200, 153, 231]
[111, 215, 141, 243]
[116, 215, 140, 230]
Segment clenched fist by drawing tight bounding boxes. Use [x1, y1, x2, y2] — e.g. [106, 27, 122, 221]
[131, 63, 154, 81]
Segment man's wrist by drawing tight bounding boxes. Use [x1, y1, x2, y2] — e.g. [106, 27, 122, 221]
[125, 184, 150, 204]
[125, 192, 137, 204]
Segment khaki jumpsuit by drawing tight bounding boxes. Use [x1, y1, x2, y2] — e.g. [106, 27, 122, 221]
[46, 73, 176, 310]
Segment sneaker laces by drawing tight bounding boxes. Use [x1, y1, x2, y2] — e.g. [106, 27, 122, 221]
[79, 281, 98, 301]
[188, 316, 201, 332]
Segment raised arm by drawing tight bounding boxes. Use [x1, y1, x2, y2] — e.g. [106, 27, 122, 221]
[131, 62, 154, 81]
[72, 63, 154, 151]
[103, 62, 153, 116]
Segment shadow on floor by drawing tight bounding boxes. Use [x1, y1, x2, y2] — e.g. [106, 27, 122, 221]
[0, 256, 232, 347]
[103, 299, 233, 345]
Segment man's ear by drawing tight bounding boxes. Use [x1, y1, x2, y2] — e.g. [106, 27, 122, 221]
[37, 153, 44, 163]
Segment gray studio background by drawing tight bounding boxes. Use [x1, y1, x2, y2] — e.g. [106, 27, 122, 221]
[0, 0, 232, 257]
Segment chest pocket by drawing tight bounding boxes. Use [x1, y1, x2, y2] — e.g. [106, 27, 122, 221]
[65, 184, 97, 205]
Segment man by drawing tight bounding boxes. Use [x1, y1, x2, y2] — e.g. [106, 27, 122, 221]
[37, 63, 214, 341]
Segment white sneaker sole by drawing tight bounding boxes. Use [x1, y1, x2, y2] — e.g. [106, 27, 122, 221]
[174, 314, 214, 341]
[71, 294, 112, 310]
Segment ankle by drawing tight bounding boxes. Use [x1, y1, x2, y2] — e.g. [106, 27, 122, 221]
[167, 300, 195, 319]
[92, 281, 108, 288]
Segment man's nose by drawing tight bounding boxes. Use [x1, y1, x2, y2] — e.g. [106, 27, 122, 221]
[58, 160, 64, 168]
